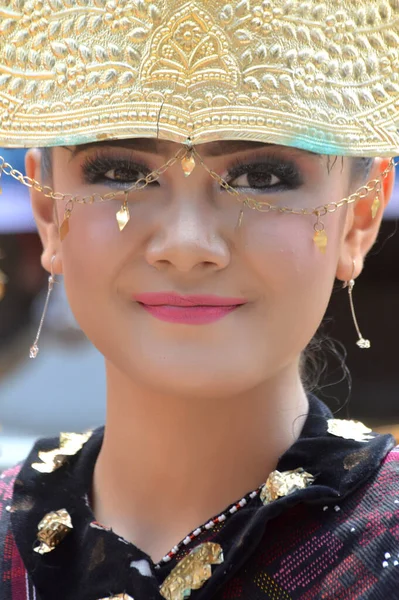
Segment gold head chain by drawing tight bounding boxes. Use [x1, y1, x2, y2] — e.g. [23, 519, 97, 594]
[0, 140, 396, 254]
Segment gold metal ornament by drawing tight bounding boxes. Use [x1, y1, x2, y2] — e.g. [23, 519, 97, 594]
[344, 260, 370, 349]
[260, 468, 315, 506]
[371, 183, 382, 219]
[0, 152, 396, 254]
[97, 595, 134, 600]
[327, 419, 374, 443]
[160, 542, 224, 600]
[32, 430, 93, 473]
[1, 2, 399, 155]
[59, 200, 74, 242]
[181, 152, 196, 177]
[34, 509, 73, 555]
[180, 138, 196, 177]
[371, 195, 381, 220]
[313, 229, 328, 254]
[116, 192, 131, 232]
[313, 213, 328, 254]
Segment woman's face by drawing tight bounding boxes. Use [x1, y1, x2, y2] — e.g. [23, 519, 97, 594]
[33, 140, 376, 398]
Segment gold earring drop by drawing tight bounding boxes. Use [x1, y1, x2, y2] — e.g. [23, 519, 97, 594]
[344, 260, 370, 349]
[30, 255, 57, 358]
[371, 181, 381, 219]
[313, 211, 328, 254]
[116, 191, 130, 232]
[181, 138, 196, 177]
[60, 199, 74, 241]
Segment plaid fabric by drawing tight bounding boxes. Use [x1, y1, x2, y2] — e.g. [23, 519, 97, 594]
[210, 448, 399, 600]
[2, 449, 399, 599]
[2, 398, 399, 600]
[0, 464, 37, 600]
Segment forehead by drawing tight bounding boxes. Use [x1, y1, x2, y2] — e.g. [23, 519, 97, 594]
[65, 139, 323, 160]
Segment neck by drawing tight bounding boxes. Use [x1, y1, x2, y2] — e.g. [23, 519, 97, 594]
[92, 362, 308, 562]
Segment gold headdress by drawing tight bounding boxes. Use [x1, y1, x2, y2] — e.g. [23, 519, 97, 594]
[0, 0, 398, 252]
[0, 0, 399, 153]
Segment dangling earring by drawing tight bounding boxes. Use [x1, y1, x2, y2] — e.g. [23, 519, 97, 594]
[343, 260, 370, 349]
[29, 254, 57, 359]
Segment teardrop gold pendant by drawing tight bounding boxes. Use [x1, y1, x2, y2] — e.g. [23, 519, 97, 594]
[59, 216, 70, 242]
[371, 195, 380, 219]
[59, 200, 74, 242]
[313, 229, 328, 253]
[116, 196, 130, 232]
[181, 151, 196, 177]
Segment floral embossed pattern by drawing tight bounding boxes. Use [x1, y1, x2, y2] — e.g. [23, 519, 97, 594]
[0, 0, 399, 155]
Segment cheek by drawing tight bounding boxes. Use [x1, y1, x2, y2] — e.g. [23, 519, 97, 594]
[245, 212, 343, 351]
[58, 202, 127, 337]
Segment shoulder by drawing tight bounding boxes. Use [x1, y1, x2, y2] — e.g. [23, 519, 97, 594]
[364, 443, 399, 497]
[0, 431, 67, 600]
[0, 462, 22, 503]
[245, 445, 399, 599]
[380, 444, 399, 470]
[345, 444, 399, 535]
[355, 443, 399, 527]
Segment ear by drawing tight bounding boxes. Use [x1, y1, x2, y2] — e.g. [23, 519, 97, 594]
[26, 149, 63, 275]
[335, 158, 395, 282]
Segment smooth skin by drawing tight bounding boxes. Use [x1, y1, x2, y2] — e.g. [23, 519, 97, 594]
[27, 140, 395, 562]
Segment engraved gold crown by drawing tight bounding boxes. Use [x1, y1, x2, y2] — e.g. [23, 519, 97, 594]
[0, 0, 399, 155]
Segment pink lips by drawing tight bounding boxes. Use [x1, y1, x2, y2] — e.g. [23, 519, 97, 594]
[133, 293, 247, 325]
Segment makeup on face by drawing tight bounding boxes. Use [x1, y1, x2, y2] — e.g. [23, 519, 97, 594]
[66, 139, 323, 202]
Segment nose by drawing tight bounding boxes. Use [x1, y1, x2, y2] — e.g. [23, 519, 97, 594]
[144, 190, 231, 274]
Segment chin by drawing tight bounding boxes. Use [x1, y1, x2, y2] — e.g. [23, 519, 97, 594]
[119, 352, 267, 399]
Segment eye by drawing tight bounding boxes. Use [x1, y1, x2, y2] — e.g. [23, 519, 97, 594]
[229, 170, 281, 190]
[224, 156, 303, 194]
[81, 154, 159, 188]
[103, 166, 145, 183]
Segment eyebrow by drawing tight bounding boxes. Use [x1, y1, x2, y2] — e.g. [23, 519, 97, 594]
[67, 138, 322, 159]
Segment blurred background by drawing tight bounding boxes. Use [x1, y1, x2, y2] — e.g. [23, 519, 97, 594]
[0, 148, 105, 471]
[0, 149, 398, 470]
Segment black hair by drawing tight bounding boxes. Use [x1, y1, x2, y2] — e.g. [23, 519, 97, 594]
[41, 146, 52, 182]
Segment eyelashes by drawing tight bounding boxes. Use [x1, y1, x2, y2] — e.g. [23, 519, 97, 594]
[82, 153, 150, 188]
[225, 152, 303, 193]
[81, 150, 304, 194]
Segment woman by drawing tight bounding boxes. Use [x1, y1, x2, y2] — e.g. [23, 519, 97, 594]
[0, 1, 398, 598]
